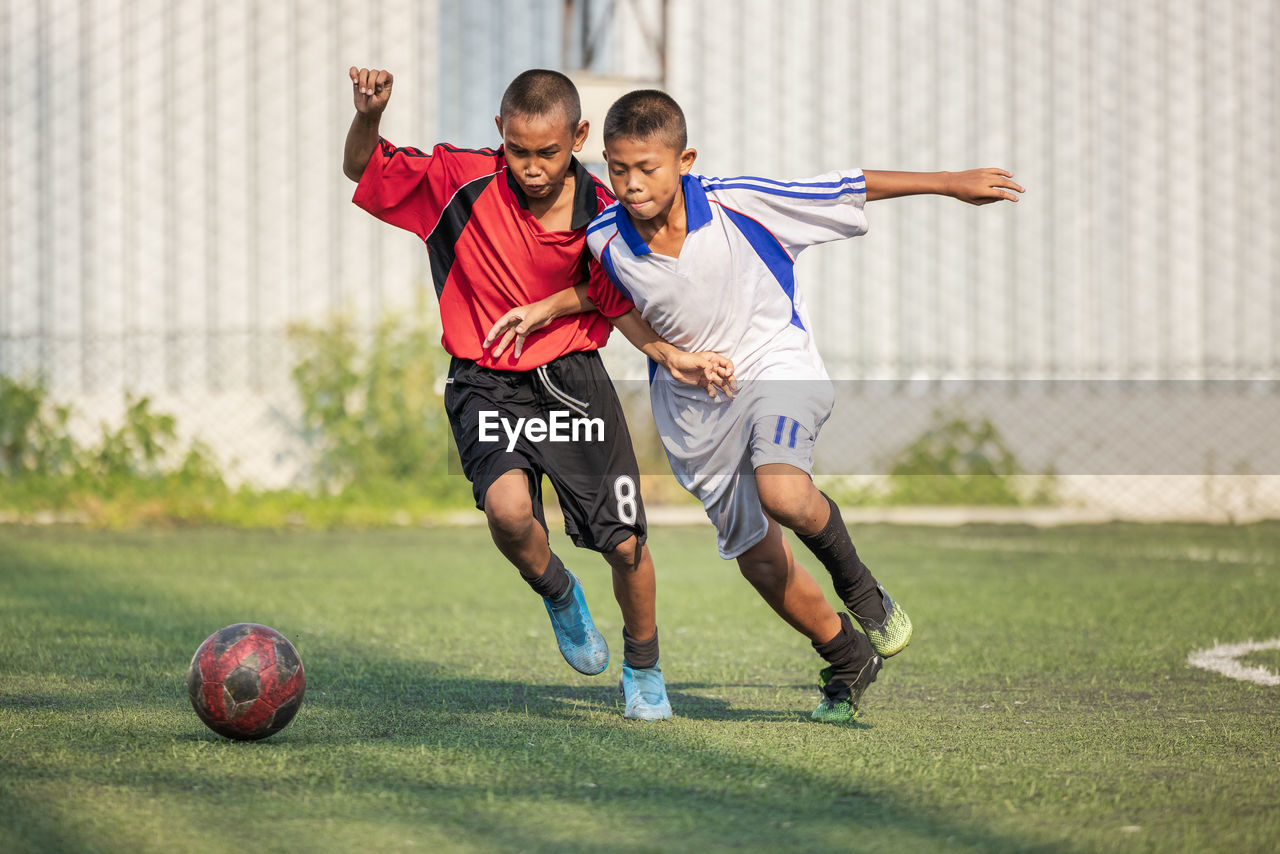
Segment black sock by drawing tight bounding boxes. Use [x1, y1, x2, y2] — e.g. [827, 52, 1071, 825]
[796, 493, 886, 623]
[812, 613, 874, 700]
[623, 627, 660, 669]
[524, 552, 571, 603]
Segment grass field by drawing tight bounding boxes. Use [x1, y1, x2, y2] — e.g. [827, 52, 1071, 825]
[2, 521, 1278, 853]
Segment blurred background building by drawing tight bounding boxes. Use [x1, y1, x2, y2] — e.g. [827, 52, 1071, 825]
[2, 0, 1277, 518]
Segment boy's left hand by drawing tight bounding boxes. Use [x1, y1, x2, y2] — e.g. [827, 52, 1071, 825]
[946, 169, 1024, 205]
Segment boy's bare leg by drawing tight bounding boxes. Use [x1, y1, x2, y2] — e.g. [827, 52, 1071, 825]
[735, 518, 841, 643]
[607, 535, 670, 720]
[739, 515, 881, 721]
[755, 463, 912, 658]
[755, 462, 880, 617]
[752, 463, 829, 534]
[483, 468, 608, 675]
[483, 468, 552, 577]
[603, 536, 657, 644]
[484, 470, 656, 640]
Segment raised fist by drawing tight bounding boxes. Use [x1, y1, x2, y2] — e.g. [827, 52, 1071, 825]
[349, 66, 393, 115]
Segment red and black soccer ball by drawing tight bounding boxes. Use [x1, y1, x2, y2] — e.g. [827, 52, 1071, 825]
[187, 623, 306, 741]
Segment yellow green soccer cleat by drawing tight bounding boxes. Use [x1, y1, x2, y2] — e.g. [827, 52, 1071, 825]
[810, 653, 882, 724]
[852, 584, 913, 658]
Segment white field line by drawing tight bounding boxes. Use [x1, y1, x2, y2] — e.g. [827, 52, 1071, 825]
[1187, 639, 1280, 687]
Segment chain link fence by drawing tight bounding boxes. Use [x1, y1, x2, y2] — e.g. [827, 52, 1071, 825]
[2, 0, 1277, 519]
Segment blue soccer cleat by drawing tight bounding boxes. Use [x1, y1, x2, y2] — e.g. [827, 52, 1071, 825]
[543, 571, 609, 675]
[619, 662, 673, 721]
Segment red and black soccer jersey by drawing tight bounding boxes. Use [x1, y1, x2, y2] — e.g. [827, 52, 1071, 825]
[352, 138, 632, 371]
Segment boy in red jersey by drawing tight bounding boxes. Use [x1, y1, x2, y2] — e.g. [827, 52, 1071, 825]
[344, 67, 730, 720]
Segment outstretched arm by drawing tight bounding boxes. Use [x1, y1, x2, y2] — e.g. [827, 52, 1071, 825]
[864, 169, 1023, 205]
[344, 67, 394, 182]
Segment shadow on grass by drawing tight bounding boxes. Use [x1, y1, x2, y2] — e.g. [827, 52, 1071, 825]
[1, 530, 1083, 854]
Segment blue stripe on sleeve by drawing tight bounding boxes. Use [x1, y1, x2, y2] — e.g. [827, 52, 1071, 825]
[774, 416, 785, 444]
[703, 182, 864, 201]
[587, 207, 620, 236]
[788, 419, 800, 448]
[599, 243, 634, 304]
[703, 175, 864, 197]
[707, 174, 864, 190]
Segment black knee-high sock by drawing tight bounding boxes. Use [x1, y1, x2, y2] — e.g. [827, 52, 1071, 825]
[812, 613, 874, 699]
[796, 493, 886, 623]
[623, 627, 660, 669]
[524, 552, 571, 602]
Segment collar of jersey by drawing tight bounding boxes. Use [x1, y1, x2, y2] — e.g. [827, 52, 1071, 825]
[503, 154, 599, 230]
[616, 173, 713, 257]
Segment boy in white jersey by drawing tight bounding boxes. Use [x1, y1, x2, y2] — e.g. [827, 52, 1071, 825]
[486, 90, 1023, 722]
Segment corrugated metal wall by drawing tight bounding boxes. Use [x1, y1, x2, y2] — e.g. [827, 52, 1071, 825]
[1, 0, 441, 398]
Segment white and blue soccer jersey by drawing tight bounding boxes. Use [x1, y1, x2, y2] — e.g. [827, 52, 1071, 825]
[586, 170, 868, 557]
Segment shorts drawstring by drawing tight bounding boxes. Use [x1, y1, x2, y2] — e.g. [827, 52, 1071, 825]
[534, 364, 590, 418]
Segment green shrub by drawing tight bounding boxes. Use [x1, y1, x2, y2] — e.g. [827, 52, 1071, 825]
[0, 375, 78, 480]
[288, 307, 467, 507]
[882, 409, 1056, 505]
[0, 375, 230, 522]
[1, 305, 474, 528]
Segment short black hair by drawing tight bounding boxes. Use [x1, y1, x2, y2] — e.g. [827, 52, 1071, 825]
[500, 69, 581, 128]
[603, 89, 687, 151]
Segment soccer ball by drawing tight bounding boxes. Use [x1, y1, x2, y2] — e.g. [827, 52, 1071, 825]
[187, 623, 306, 740]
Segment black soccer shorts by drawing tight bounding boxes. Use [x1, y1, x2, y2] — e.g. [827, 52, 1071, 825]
[443, 350, 647, 553]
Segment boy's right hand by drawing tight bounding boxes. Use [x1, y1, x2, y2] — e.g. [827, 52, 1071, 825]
[350, 67, 393, 115]
[484, 304, 556, 360]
